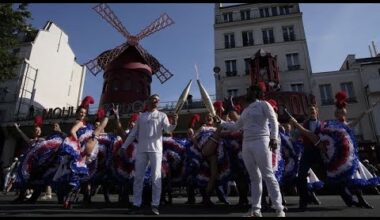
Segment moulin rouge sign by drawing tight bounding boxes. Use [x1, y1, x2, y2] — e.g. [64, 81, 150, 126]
[42, 106, 76, 119]
[42, 101, 145, 119]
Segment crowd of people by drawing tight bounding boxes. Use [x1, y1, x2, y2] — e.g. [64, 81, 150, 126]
[1, 84, 380, 217]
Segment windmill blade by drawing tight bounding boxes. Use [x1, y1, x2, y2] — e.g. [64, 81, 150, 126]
[98, 42, 129, 69]
[135, 13, 174, 41]
[93, 3, 131, 40]
[88, 42, 129, 74]
[155, 64, 174, 84]
[85, 58, 103, 76]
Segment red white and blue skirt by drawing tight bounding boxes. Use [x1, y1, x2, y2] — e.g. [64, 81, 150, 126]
[112, 136, 137, 183]
[195, 127, 231, 188]
[53, 124, 95, 190]
[16, 135, 64, 188]
[319, 120, 380, 187]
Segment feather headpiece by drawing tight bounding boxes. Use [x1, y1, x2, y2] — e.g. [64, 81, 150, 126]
[335, 91, 348, 109]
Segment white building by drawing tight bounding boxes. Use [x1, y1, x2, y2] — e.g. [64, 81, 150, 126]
[213, 3, 313, 100]
[311, 54, 380, 143]
[0, 21, 86, 122]
[0, 21, 86, 165]
[213, 3, 380, 147]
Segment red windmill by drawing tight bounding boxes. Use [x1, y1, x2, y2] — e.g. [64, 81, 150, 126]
[85, 3, 175, 113]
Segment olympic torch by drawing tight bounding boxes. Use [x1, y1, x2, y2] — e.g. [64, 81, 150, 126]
[174, 80, 192, 114]
[197, 79, 216, 117]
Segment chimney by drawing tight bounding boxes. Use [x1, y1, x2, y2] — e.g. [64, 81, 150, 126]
[372, 41, 378, 56]
[369, 45, 374, 57]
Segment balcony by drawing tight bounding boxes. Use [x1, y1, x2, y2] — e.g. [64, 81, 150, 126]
[226, 71, 238, 77]
[287, 65, 301, 71]
[159, 95, 216, 112]
[215, 10, 299, 24]
[347, 97, 357, 103]
[321, 99, 334, 106]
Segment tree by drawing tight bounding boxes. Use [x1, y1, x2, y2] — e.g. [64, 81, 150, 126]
[0, 3, 36, 83]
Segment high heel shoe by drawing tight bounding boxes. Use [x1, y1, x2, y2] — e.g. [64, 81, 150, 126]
[359, 201, 374, 209]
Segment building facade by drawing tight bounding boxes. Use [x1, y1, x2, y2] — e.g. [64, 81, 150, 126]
[311, 55, 380, 144]
[0, 21, 86, 165]
[0, 21, 86, 123]
[213, 3, 380, 150]
[214, 3, 313, 100]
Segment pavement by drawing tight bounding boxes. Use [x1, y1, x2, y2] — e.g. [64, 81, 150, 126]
[1, 192, 380, 217]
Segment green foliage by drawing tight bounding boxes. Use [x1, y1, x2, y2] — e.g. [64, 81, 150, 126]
[0, 3, 36, 83]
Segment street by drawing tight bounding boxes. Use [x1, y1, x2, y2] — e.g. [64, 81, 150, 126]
[1, 192, 380, 217]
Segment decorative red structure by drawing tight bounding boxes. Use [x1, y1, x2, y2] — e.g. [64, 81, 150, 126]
[250, 49, 280, 92]
[237, 49, 314, 122]
[85, 3, 175, 113]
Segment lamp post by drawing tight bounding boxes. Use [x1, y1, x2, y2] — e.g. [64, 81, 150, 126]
[213, 66, 221, 99]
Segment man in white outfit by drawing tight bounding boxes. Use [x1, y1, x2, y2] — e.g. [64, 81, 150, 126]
[217, 84, 285, 217]
[120, 94, 178, 215]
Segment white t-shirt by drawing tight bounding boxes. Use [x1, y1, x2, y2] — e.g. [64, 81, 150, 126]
[221, 100, 278, 141]
[121, 110, 176, 153]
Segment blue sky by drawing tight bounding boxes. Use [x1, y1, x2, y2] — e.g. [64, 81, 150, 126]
[27, 3, 380, 106]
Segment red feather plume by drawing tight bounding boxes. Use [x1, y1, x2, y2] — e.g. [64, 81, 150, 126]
[213, 101, 224, 111]
[258, 81, 267, 92]
[234, 104, 242, 114]
[80, 96, 94, 109]
[130, 113, 139, 123]
[34, 115, 43, 127]
[96, 108, 106, 122]
[189, 114, 201, 129]
[335, 91, 347, 109]
[267, 99, 278, 112]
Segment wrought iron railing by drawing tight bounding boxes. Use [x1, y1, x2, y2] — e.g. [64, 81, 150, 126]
[6, 95, 216, 123]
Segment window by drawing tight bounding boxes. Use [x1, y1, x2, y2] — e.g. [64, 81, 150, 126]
[240, 10, 250, 20]
[341, 82, 356, 102]
[282, 26, 295, 41]
[225, 60, 237, 77]
[224, 33, 235, 48]
[291, 83, 304, 92]
[242, 31, 254, 46]
[259, 8, 270, 17]
[244, 58, 251, 75]
[286, 53, 300, 70]
[319, 84, 333, 105]
[271, 7, 278, 16]
[262, 28, 274, 44]
[279, 5, 290, 15]
[223, 12, 233, 22]
[227, 89, 238, 97]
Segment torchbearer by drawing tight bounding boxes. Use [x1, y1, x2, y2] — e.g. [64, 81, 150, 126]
[120, 94, 178, 215]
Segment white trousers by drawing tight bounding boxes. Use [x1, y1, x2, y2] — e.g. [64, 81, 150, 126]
[242, 137, 283, 212]
[133, 152, 162, 207]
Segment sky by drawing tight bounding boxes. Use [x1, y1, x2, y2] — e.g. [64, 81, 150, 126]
[26, 3, 380, 106]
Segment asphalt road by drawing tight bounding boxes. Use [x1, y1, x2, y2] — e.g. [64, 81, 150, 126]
[1, 192, 380, 217]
